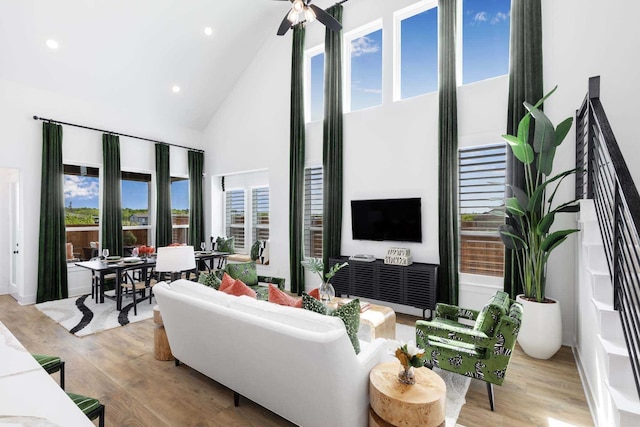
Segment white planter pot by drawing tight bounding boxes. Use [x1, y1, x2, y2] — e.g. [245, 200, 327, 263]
[516, 295, 562, 359]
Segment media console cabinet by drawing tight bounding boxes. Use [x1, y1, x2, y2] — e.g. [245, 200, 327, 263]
[329, 257, 438, 318]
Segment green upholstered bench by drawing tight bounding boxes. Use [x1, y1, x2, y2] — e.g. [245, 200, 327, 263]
[32, 354, 65, 390]
[67, 392, 105, 427]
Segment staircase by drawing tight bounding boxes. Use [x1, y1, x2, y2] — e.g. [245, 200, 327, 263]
[576, 199, 640, 426]
[575, 76, 640, 425]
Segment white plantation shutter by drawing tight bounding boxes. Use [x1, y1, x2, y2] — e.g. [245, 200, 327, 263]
[304, 167, 323, 258]
[226, 189, 245, 250]
[459, 143, 506, 277]
[252, 187, 269, 242]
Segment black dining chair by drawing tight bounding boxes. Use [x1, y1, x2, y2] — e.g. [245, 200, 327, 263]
[120, 263, 155, 315]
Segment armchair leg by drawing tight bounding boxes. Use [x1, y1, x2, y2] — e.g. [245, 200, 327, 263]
[486, 382, 495, 411]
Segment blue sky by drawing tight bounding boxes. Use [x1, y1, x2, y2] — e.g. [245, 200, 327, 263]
[64, 175, 189, 210]
[309, 0, 510, 115]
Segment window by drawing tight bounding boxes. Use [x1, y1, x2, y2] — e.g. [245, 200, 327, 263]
[252, 187, 269, 242]
[306, 48, 325, 122]
[346, 23, 383, 112]
[462, 0, 510, 85]
[171, 177, 189, 244]
[395, 2, 438, 100]
[121, 171, 151, 248]
[64, 164, 100, 260]
[304, 167, 323, 258]
[459, 143, 506, 277]
[226, 189, 246, 251]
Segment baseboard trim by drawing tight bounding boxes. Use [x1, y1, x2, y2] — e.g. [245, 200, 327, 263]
[572, 344, 599, 426]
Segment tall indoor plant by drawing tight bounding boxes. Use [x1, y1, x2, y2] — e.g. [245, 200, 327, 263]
[499, 86, 580, 359]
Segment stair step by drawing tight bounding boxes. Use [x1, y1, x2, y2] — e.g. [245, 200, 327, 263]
[592, 298, 626, 346]
[589, 268, 614, 305]
[583, 242, 610, 273]
[598, 335, 635, 395]
[608, 384, 640, 426]
[578, 199, 598, 222]
[579, 218, 605, 245]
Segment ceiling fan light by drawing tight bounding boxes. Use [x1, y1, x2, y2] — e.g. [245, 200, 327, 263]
[287, 9, 298, 23]
[304, 7, 316, 23]
[292, 0, 305, 13]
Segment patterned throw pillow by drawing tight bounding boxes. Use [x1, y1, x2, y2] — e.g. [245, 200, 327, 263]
[220, 279, 257, 298]
[302, 294, 361, 354]
[216, 236, 235, 254]
[198, 272, 222, 289]
[226, 262, 258, 286]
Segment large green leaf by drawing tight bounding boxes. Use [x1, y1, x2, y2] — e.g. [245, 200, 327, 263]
[555, 117, 573, 147]
[517, 113, 531, 145]
[525, 102, 556, 155]
[506, 197, 525, 217]
[541, 229, 579, 252]
[508, 185, 529, 212]
[503, 134, 534, 164]
[537, 146, 557, 176]
[498, 224, 527, 250]
[537, 212, 555, 235]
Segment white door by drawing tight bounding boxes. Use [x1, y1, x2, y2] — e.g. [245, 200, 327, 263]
[9, 171, 22, 298]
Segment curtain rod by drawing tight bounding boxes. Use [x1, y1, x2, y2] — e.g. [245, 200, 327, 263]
[32, 115, 204, 153]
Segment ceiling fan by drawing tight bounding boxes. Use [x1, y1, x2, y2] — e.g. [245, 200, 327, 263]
[275, 0, 343, 36]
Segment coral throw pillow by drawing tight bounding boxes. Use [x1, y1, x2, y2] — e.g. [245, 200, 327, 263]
[293, 287, 320, 308]
[219, 272, 236, 292]
[268, 284, 299, 307]
[221, 279, 257, 298]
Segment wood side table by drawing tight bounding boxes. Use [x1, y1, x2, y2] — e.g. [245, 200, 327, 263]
[369, 361, 446, 427]
[153, 305, 174, 361]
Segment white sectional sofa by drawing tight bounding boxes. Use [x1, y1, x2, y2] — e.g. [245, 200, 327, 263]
[153, 280, 389, 427]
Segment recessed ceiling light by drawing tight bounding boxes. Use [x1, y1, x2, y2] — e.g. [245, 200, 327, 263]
[204, 26, 213, 36]
[45, 39, 59, 49]
[172, 85, 181, 93]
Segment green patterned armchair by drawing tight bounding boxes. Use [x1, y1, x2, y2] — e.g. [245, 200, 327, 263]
[415, 291, 523, 411]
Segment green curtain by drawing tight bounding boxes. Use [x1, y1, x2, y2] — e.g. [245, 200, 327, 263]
[188, 150, 204, 247]
[101, 134, 123, 257]
[437, 0, 459, 306]
[37, 122, 68, 303]
[322, 5, 344, 276]
[504, 0, 543, 298]
[289, 24, 306, 295]
[156, 144, 172, 247]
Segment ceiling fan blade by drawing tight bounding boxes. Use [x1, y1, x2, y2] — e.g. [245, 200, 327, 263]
[309, 4, 343, 32]
[277, 11, 292, 36]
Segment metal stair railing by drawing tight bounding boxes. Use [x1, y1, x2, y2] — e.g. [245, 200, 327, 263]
[576, 75, 640, 399]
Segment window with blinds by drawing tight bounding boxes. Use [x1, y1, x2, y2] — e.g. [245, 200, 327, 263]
[252, 187, 269, 242]
[226, 189, 246, 250]
[304, 167, 323, 258]
[459, 143, 506, 277]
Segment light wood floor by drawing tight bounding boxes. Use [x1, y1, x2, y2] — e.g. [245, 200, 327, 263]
[0, 295, 593, 426]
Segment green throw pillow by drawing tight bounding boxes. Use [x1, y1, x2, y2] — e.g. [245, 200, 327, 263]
[216, 236, 235, 254]
[198, 272, 222, 290]
[250, 240, 260, 261]
[226, 261, 258, 286]
[302, 293, 361, 354]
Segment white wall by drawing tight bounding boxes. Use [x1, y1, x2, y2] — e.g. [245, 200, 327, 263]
[0, 169, 11, 295]
[203, 0, 508, 314]
[0, 78, 203, 304]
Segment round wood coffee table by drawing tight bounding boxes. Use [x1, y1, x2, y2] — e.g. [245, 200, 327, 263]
[369, 361, 446, 427]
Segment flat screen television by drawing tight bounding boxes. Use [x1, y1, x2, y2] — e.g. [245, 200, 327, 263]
[351, 198, 422, 243]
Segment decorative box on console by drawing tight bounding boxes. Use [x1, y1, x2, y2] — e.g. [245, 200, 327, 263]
[384, 247, 413, 266]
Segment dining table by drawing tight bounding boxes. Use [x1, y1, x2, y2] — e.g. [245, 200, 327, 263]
[75, 251, 229, 311]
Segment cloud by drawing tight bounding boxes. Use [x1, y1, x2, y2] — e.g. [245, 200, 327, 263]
[64, 175, 99, 200]
[491, 12, 509, 24]
[474, 11, 488, 22]
[350, 36, 380, 57]
[362, 88, 383, 94]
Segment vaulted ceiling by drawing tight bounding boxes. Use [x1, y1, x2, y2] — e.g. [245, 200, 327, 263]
[0, 0, 328, 130]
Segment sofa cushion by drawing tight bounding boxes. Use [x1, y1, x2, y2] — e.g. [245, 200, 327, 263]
[221, 279, 257, 298]
[226, 261, 258, 286]
[268, 284, 299, 307]
[168, 279, 232, 306]
[198, 272, 222, 290]
[302, 294, 361, 354]
[473, 291, 510, 337]
[219, 273, 236, 292]
[293, 288, 320, 308]
[216, 236, 235, 254]
[229, 295, 344, 333]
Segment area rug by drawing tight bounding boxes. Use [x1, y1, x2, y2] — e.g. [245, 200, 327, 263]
[35, 293, 153, 337]
[396, 323, 471, 427]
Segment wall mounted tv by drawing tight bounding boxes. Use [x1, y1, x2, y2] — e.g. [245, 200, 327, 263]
[351, 198, 422, 243]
